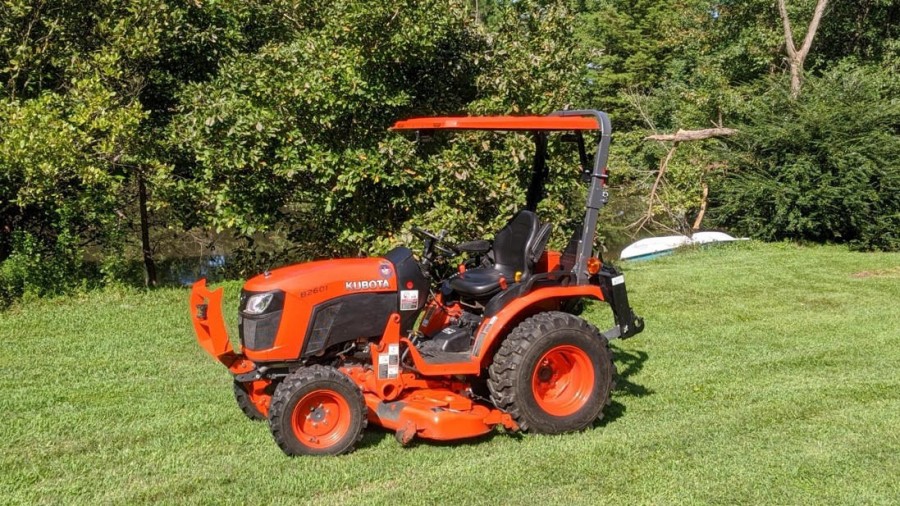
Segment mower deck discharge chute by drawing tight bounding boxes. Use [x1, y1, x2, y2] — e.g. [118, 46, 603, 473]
[189, 110, 644, 455]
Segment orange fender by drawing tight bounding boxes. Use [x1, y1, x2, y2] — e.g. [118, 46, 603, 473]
[471, 285, 605, 360]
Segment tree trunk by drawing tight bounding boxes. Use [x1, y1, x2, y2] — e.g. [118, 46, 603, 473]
[777, 0, 829, 99]
[789, 60, 803, 98]
[138, 173, 157, 288]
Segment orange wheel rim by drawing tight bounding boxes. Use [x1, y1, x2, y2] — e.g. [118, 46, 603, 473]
[291, 389, 352, 449]
[531, 345, 595, 417]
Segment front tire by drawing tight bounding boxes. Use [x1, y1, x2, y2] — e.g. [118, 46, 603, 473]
[233, 380, 266, 421]
[268, 365, 367, 456]
[488, 311, 614, 433]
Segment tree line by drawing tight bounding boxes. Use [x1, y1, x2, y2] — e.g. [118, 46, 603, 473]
[1, 0, 897, 305]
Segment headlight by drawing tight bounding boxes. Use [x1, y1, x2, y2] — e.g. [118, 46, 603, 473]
[244, 293, 275, 315]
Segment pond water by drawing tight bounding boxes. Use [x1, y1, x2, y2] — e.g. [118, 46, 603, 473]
[157, 254, 228, 287]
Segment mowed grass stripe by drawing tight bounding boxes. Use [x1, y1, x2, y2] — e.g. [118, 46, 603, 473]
[1, 242, 897, 504]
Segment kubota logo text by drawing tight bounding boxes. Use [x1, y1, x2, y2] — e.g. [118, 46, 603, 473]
[345, 279, 389, 291]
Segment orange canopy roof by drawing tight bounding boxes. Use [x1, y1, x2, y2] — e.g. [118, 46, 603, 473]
[390, 115, 600, 131]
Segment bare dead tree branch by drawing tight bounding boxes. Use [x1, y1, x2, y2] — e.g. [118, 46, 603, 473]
[632, 127, 737, 235]
[644, 128, 738, 142]
[692, 181, 710, 231]
[629, 142, 679, 232]
[624, 90, 659, 134]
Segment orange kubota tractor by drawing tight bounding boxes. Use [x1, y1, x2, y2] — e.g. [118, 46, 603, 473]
[189, 110, 644, 456]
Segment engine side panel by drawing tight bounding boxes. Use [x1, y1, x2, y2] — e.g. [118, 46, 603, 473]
[301, 293, 397, 357]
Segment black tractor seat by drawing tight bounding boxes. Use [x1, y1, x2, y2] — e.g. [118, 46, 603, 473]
[449, 268, 513, 299]
[449, 210, 552, 301]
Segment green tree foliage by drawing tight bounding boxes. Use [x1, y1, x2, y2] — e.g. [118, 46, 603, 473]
[170, 1, 480, 257]
[571, 1, 751, 236]
[171, 0, 587, 265]
[713, 62, 900, 251]
[806, 0, 899, 67]
[0, 0, 252, 296]
[571, 0, 898, 247]
[0, 72, 144, 296]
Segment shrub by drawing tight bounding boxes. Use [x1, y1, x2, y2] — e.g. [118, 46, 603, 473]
[0, 232, 83, 307]
[712, 62, 900, 251]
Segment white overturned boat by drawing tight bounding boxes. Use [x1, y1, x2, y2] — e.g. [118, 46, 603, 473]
[620, 231, 746, 261]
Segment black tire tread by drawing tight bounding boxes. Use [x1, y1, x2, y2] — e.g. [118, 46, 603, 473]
[233, 380, 266, 421]
[268, 365, 367, 456]
[487, 311, 616, 433]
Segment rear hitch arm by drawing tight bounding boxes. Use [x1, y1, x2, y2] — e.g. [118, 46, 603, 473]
[596, 265, 645, 340]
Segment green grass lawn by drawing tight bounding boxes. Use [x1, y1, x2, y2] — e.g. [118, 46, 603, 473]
[2, 242, 898, 504]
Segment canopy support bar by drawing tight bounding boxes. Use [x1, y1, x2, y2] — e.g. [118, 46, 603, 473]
[525, 132, 549, 212]
[550, 110, 612, 284]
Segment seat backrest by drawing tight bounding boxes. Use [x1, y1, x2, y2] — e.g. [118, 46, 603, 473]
[530, 223, 554, 265]
[493, 210, 542, 276]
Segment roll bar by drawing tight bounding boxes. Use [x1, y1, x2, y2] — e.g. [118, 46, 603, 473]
[549, 110, 612, 283]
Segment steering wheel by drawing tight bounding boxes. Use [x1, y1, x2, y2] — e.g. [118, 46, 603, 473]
[411, 227, 459, 255]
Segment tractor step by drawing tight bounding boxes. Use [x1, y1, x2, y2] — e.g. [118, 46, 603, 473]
[415, 338, 473, 364]
[417, 349, 472, 364]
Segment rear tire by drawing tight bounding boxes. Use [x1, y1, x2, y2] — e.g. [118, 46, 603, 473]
[488, 311, 614, 433]
[233, 380, 266, 421]
[268, 365, 367, 456]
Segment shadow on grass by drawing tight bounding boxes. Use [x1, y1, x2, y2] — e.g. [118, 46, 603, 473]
[358, 427, 393, 449]
[612, 347, 653, 398]
[358, 425, 518, 451]
[595, 347, 653, 428]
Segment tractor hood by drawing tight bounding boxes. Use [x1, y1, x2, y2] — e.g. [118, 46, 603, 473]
[242, 257, 398, 296]
[235, 256, 401, 362]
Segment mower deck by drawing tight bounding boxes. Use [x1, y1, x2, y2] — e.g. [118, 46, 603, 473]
[339, 363, 517, 443]
[364, 388, 516, 444]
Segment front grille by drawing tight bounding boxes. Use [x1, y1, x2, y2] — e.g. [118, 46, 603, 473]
[240, 311, 283, 351]
[238, 289, 285, 351]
